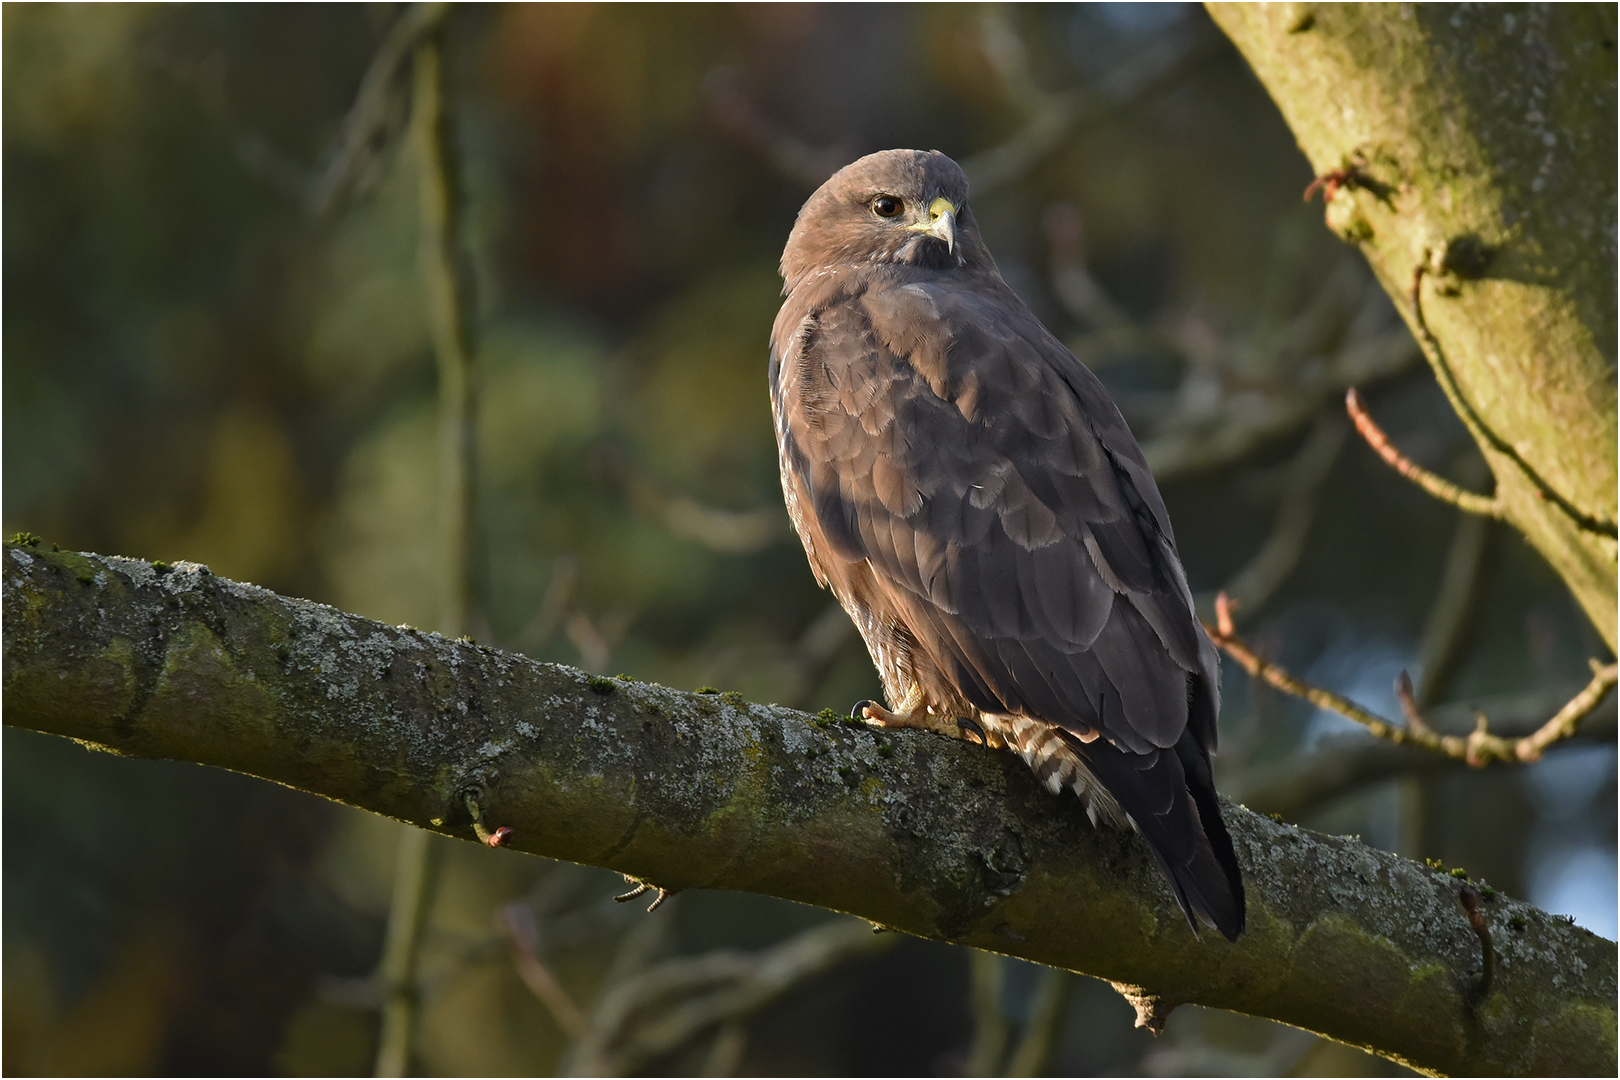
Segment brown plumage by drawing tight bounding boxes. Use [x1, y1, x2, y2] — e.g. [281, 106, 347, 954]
[769, 149, 1244, 940]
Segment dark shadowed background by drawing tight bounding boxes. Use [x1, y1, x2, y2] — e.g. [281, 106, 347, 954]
[4, 4, 1613, 1076]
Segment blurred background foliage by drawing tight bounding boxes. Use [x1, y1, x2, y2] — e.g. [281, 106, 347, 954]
[3, 4, 1613, 1076]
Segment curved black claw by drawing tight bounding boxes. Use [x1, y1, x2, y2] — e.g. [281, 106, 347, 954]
[851, 699, 877, 720]
[956, 716, 987, 746]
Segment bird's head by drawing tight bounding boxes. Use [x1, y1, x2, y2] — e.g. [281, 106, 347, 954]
[779, 149, 995, 291]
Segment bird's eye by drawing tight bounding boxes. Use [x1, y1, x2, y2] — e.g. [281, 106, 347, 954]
[871, 195, 903, 218]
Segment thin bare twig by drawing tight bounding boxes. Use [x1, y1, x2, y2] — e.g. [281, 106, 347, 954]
[1344, 388, 1499, 517]
[141, 41, 313, 201]
[700, 1021, 747, 1077]
[1043, 203, 1134, 333]
[1236, 678, 1617, 816]
[566, 919, 891, 1076]
[501, 903, 587, 1037]
[1207, 592, 1619, 765]
[1393, 671, 1434, 738]
[159, 2, 451, 212]
[464, 791, 514, 847]
[513, 555, 580, 654]
[967, 951, 1011, 1077]
[1218, 412, 1347, 619]
[963, 12, 1215, 196]
[1414, 462, 1493, 707]
[703, 67, 851, 189]
[598, 451, 786, 555]
[614, 876, 676, 913]
[308, 2, 450, 214]
[374, 19, 480, 1075]
[785, 602, 859, 706]
[564, 607, 632, 675]
[413, 23, 481, 639]
[1141, 275, 1420, 481]
[1005, 967, 1071, 1077]
[625, 477, 786, 555]
[374, 827, 440, 1077]
[1515, 660, 1620, 761]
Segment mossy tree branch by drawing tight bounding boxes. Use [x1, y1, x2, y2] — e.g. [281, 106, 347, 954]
[1207, 3, 1618, 650]
[3, 544, 1614, 1076]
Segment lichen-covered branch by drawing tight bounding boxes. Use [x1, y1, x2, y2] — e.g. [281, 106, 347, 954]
[3, 544, 1614, 1076]
[1206, 3, 1619, 650]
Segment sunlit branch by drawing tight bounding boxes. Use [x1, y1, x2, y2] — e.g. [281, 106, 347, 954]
[1236, 678, 1618, 817]
[1208, 592, 1619, 766]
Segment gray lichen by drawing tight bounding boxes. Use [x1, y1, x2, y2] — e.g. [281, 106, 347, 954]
[2, 544, 1614, 1076]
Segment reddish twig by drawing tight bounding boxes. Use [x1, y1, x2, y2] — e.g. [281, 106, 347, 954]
[464, 791, 514, 847]
[1206, 593, 1617, 765]
[1345, 388, 1500, 517]
[1215, 590, 1238, 637]
[1458, 884, 1496, 1002]
[1303, 168, 1354, 203]
[1393, 671, 1434, 737]
[1303, 157, 1394, 207]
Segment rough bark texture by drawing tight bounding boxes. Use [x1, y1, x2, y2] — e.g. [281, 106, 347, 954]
[1207, 2, 1618, 650]
[4, 545, 1614, 1076]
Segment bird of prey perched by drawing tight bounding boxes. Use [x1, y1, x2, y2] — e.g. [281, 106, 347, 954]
[769, 149, 1244, 940]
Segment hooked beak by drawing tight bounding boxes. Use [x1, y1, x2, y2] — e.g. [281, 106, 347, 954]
[906, 196, 957, 253]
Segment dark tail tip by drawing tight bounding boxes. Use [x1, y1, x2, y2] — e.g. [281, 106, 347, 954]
[1160, 734, 1245, 941]
[1156, 842, 1244, 942]
[1180, 784, 1245, 942]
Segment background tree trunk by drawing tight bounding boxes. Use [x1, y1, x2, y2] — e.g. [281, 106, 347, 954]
[1207, 2, 1618, 649]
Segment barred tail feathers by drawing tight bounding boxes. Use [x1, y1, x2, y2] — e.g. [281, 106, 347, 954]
[982, 714, 1127, 828]
[979, 712, 1245, 942]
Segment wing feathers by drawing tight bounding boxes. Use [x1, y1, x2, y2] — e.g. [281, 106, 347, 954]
[771, 149, 1240, 940]
[1090, 603, 1190, 750]
[1030, 542, 1113, 647]
[772, 253, 1241, 938]
[776, 279, 1213, 752]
